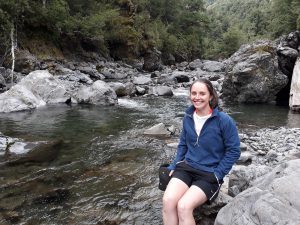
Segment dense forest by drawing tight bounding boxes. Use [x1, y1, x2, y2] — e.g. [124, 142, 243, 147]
[0, 0, 299, 65]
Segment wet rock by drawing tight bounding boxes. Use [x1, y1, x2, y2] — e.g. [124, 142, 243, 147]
[0, 210, 21, 224]
[0, 134, 17, 156]
[6, 140, 63, 165]
[144, 123, 171, 136]
[33, 188, 69, 204]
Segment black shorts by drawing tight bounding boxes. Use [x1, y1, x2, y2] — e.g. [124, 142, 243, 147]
[172, 161, 222, 204]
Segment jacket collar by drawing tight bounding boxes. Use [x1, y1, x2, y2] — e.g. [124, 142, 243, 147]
[185, 105, 219, 118]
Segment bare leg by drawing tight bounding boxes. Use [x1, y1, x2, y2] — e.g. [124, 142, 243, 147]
[177, 185, 207, 225]
[163, 178, 189, 225]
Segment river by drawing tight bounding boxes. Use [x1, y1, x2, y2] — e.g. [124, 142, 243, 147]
[0, 93, 300, 225]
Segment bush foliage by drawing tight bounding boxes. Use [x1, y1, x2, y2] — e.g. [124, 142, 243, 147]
[0, 0, 299, 63]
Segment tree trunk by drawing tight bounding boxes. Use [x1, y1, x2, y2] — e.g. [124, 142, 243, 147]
[42, 0, 46, 8]
[10, 26, 15, 86]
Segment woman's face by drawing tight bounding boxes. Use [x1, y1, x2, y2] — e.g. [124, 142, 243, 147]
[190, 82, 212, 111]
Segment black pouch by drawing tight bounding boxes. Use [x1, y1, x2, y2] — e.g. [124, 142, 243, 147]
[158, 164, 171, 191]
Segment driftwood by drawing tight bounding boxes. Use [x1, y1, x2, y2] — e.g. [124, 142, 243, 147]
[290, 57, 300, 112]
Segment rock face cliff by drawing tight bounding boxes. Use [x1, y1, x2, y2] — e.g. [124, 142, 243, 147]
[222, 40, 288, 104]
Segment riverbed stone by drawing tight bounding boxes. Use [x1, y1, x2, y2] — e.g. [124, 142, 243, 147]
[216, 159, 300, 225]
[108, 82, 127, 97]
[144, 123, 170, 136]
[75, 80, 117, 105]
[133, 75, 152, 85]
[6, 140, 63, 165]
[202, 60, 225, 72]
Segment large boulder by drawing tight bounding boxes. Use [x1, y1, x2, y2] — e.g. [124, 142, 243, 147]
[222, 40, 288, 103]
[215, 159, 300, 225]
[74, 80, 117, 105]
[15, 70, 75, 104]
[0, 70, 117, 113]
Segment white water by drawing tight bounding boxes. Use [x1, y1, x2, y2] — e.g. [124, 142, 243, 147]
[118, 97, 149, 109]
[172, 88, 189, 97]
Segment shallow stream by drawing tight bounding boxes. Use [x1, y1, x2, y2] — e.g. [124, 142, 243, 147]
[0, 93, 299, 225]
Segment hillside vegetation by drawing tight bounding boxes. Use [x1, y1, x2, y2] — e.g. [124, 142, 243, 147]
[0, 0, 299, 64]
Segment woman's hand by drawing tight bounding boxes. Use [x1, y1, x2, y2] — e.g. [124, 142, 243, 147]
[169, 170, 174, 176]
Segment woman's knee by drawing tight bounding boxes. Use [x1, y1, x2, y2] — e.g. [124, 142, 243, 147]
[177, 199, 193, 217]
[163, 194, 178, 211]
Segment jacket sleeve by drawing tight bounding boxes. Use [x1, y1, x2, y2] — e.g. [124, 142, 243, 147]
[168, 119, 188, 170]
[214, 114, 240, 180]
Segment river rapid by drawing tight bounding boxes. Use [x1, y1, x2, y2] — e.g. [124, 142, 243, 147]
[0, 92, 300, 225]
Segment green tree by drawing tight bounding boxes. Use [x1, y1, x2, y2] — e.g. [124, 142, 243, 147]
[220, 27, 244, 58]
[269, 0, 297, 37]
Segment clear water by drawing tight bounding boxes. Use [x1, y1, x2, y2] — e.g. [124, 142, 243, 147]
[0, 95, 300, 224]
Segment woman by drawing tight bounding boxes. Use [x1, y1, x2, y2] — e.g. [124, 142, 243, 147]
[163, 78, 240, 225]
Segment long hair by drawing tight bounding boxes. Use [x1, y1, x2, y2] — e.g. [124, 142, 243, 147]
[189, 78, 218, 108]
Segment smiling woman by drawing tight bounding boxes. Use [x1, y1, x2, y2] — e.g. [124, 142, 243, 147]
[162, 78, 241, 225]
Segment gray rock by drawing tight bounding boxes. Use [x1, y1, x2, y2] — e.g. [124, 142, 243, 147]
[133, 75, 152, 85]
[237, 151, 254, 165]
[124, 82, 136, 96]
[144, 123, 170, 136]
[189, 59, 202, 70]
[74, 80, 117, 105]
[102, 68, 128, 79]
[6, 140, 63, 165]
[223, 40, 288, 103]
[148, 86, 173, 96]
[136, 86, 146, 95]
[216, 159, 300, 225]
[228, 164, 272, 197]
[108, 82, 127, 97]
[202, 60, 225, 72]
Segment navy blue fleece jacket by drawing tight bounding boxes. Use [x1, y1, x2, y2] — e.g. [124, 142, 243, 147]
[168, 106, 240, 181]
